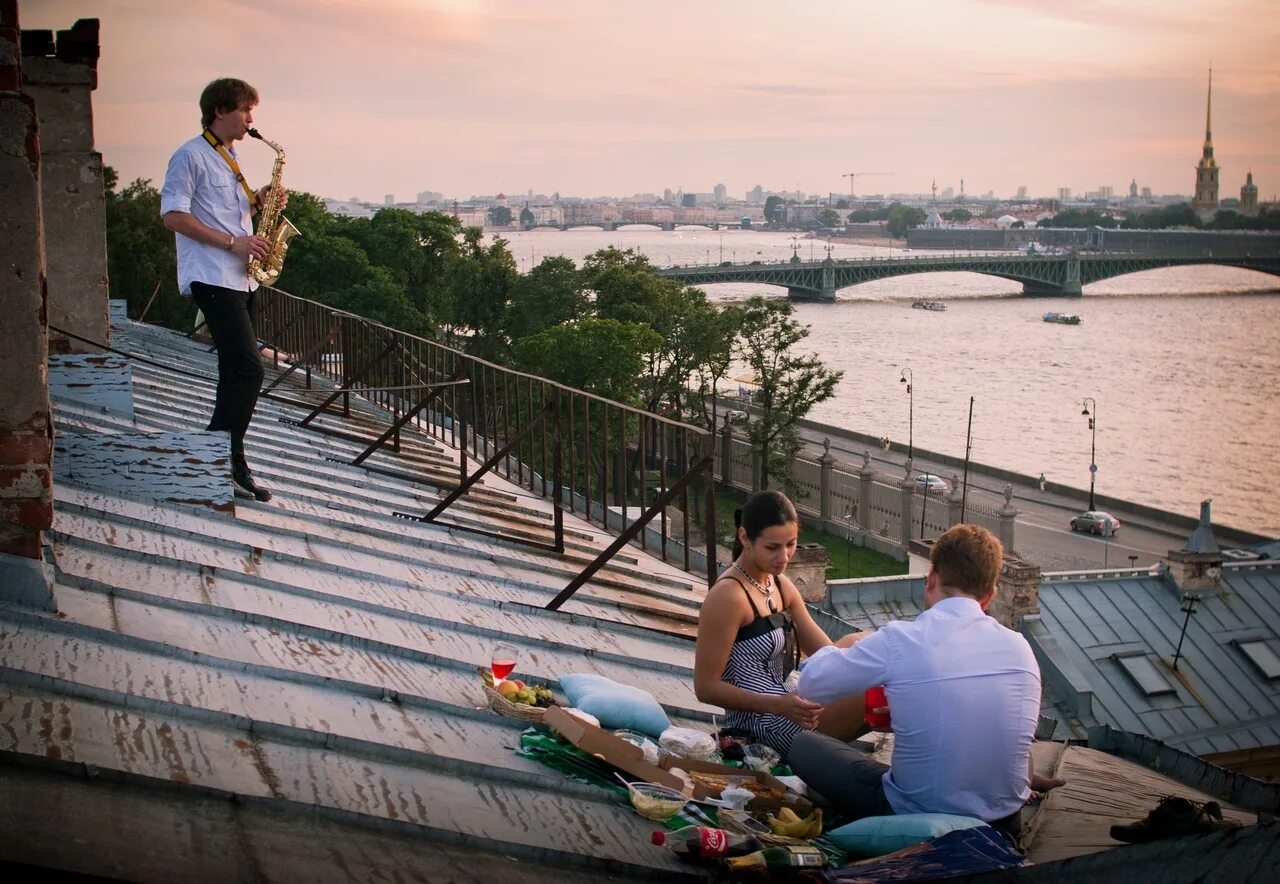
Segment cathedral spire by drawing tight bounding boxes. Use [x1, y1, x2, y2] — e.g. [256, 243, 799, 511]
[1203, 66, 1213, 153]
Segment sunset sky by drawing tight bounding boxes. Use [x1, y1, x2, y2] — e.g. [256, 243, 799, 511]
[25, 0, 1280, 204]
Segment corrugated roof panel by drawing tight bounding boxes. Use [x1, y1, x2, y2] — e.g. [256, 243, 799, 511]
[0, 315, 726, 877]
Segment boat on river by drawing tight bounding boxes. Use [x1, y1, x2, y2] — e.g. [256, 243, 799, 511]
[912, 300, 947, 311]
[1043, 311, 1082, 325]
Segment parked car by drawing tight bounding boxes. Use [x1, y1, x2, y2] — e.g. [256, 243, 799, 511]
[725, 409, 748, 425]
[914, 474, 949, 494]
[1070, 511, 1120, 536]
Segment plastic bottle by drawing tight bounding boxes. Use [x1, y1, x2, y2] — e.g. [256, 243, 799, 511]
[652, 825, 762, 859]
[724, 845, 827, 870]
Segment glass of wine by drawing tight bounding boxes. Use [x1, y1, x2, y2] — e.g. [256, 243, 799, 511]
[491, 642, 518, 686]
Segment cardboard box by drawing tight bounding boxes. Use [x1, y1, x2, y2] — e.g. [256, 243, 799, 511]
[543, 706, 811, 815]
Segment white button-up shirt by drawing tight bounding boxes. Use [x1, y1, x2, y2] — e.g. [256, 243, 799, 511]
[160, 134, 257, 295]
[797, 596, 1041, 821]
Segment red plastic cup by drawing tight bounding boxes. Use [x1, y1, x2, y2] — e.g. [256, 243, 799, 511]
[864, 685, 890, 729]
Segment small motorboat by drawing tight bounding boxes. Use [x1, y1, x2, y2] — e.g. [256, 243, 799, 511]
[1043, 311, 1082, 325]
[912, 300, 947, 311]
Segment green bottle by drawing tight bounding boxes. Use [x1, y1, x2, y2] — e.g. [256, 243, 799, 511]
[724, 845, 826, 870]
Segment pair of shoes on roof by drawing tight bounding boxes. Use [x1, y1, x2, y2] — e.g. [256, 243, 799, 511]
[232, 464, 272, 502]
[1110, 795, 1241, 844]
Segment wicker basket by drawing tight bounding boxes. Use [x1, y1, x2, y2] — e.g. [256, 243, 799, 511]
[718, 808, 813, 846]
[477, 668, 549, 723]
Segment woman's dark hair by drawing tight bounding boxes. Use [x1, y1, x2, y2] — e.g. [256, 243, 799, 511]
[731, 490, 799, 559]
[199, 78, 259, 129]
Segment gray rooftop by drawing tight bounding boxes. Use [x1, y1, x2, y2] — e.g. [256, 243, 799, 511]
[0, 311, 716, 880]
[1032, 564, 1280, 757]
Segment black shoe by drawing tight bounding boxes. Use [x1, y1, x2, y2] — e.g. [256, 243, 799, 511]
[1110, 796, 1240, 844]
[232, 466, 272, 502]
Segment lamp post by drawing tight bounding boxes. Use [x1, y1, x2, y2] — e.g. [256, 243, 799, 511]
[899, 368, 913, 464]
[1081, 397, 1097, 510]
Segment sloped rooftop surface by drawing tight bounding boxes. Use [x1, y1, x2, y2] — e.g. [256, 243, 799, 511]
[1032, 565, 1280, 756]
[0, 314, 717, 881]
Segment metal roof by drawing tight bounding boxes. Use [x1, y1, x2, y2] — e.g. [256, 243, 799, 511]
[1031, 564, 1280, 756]
[0, 310, 717, 880]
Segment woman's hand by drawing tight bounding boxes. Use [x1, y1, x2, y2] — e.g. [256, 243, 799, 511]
[773, 692, 824, 729]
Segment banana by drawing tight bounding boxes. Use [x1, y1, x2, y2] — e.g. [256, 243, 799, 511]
[779, 807, 801, 823]
[803, 808, 824, 839]
[766, 809, 812, 838]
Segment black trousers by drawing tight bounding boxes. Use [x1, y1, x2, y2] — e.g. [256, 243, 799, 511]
[191, 282, 263, 469]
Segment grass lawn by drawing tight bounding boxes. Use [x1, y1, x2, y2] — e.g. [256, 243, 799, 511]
[712, 488, 905, 580]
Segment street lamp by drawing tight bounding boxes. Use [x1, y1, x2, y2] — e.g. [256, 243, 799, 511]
[899, 368, 913, 463]
[1081, 397, 1097, 510]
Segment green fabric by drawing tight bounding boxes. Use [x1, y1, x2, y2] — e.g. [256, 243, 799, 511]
[514, 728, 847, 866]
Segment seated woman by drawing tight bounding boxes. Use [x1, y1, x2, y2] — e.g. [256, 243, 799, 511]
[694, 490, 865, 755]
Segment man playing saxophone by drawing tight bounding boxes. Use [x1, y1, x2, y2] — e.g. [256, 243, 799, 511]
[160, 77, 285, 502]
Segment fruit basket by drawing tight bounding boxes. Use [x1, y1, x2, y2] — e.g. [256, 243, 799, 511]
[477, 667, 553, 723]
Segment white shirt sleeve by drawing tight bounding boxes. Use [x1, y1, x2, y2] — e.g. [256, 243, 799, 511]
[160, 146, 196, 216]
[796, 629, 895, 703]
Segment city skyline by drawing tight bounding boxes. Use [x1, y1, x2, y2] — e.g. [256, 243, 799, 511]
[27, 0, 1279, 204]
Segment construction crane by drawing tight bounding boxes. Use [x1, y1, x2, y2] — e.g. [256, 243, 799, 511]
[841, 171, 891, 200]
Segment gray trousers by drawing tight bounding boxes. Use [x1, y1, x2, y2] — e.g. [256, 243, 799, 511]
[788, 730, 1023, 845]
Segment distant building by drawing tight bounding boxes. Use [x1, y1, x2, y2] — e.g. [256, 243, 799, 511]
[748, 185, 764, 203]
[1192, 68, 1220, 212]
[384, 194, 394, 206]
[1016, 185, 1028, 200]
[1057, 187, 1072, 202]
[713, 183, 727, 204]
[681, 193, 696, 207]
[1241, 170, 1259, 216]
[416, 190, 443, 203]
[1129, 179, 1139, 199]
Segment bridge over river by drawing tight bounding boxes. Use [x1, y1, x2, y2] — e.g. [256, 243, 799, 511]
[654, 251, 1280, 300]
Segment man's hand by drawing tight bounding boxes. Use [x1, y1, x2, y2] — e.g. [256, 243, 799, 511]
[835, 630, 874, 649]
[256, 185, 288, 211]
[773, 692, 824, 730]
[231, 233, 271, 262]
[1028, 773, 1066, 801]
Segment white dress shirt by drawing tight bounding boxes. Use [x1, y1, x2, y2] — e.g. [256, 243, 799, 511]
[160, 135, 257, 295]
[797, 595, 1041, 821]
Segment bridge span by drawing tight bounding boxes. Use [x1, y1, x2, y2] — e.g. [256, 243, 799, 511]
[654, 251, 1280, 300]
[522, 221, 744, 232]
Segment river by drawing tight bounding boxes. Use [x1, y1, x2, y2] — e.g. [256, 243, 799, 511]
[490, 227, 1280, 535]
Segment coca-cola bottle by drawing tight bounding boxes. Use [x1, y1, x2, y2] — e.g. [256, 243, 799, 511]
[652, 825, 762, 860]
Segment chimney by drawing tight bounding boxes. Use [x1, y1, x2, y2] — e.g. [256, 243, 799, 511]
[990, 552, 1041, 630]
[1165, 500, 1223, 596]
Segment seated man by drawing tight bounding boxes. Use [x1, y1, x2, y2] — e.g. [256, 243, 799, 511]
[790, 524, 1061, 843]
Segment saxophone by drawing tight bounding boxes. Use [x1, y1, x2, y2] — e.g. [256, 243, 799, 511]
[246, 128, 300, 285]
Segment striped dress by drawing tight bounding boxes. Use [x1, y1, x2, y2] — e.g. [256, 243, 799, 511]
[721, 578, 802, 754]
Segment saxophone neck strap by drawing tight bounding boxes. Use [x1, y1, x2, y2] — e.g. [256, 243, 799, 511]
[202, 129, 258, 208]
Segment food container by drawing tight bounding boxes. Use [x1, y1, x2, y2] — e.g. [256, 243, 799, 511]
[622, 781, 689, 821]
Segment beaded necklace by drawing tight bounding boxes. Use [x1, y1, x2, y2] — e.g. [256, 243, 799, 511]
[733, 560, 775, 600]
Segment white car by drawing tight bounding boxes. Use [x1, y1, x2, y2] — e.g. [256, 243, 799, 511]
[914, 474, 949, 494]
[1070, 511, 1120, 536]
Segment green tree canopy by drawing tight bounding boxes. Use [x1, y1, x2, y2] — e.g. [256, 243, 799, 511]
[505, 255, 588, 342]
[942, 208, 973, 223]
[817, 208, 842, 228]
[447, 227, 519, 360]
[1121, 203, 1201, 229]
[885, 204, 927, 238]
[519, 206, 535, 226]
[488, 205, 513, 226]
[764, 195, 786, 223]
[103, 169, 188, 331]
[735, 297, 842, 490]
[512, 318, 660, 402]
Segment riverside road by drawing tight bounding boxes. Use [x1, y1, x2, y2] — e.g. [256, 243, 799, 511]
[786, 417, 1262, 573]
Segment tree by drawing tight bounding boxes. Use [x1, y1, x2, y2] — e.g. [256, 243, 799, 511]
[764, 195, 787, 224]
[942, 208, 973, 223]
[735, 297, 842, 490]
[487, 205, 513, 226]
[817, 208, 841, 228]
[103, 170, 188, 331]
[512, 318, 660, 403]
[447, 228, 519, 360]
[689, 303, 743, 433]
[505, 255, 588, 342]
[519, 206, 535, 226]
[835, 199, 849, 210]
[847, 208, 875, 223]
[581, 247, 664, 325]
[885, 204, 926, 238]
[1121, 203, 1201, 230]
